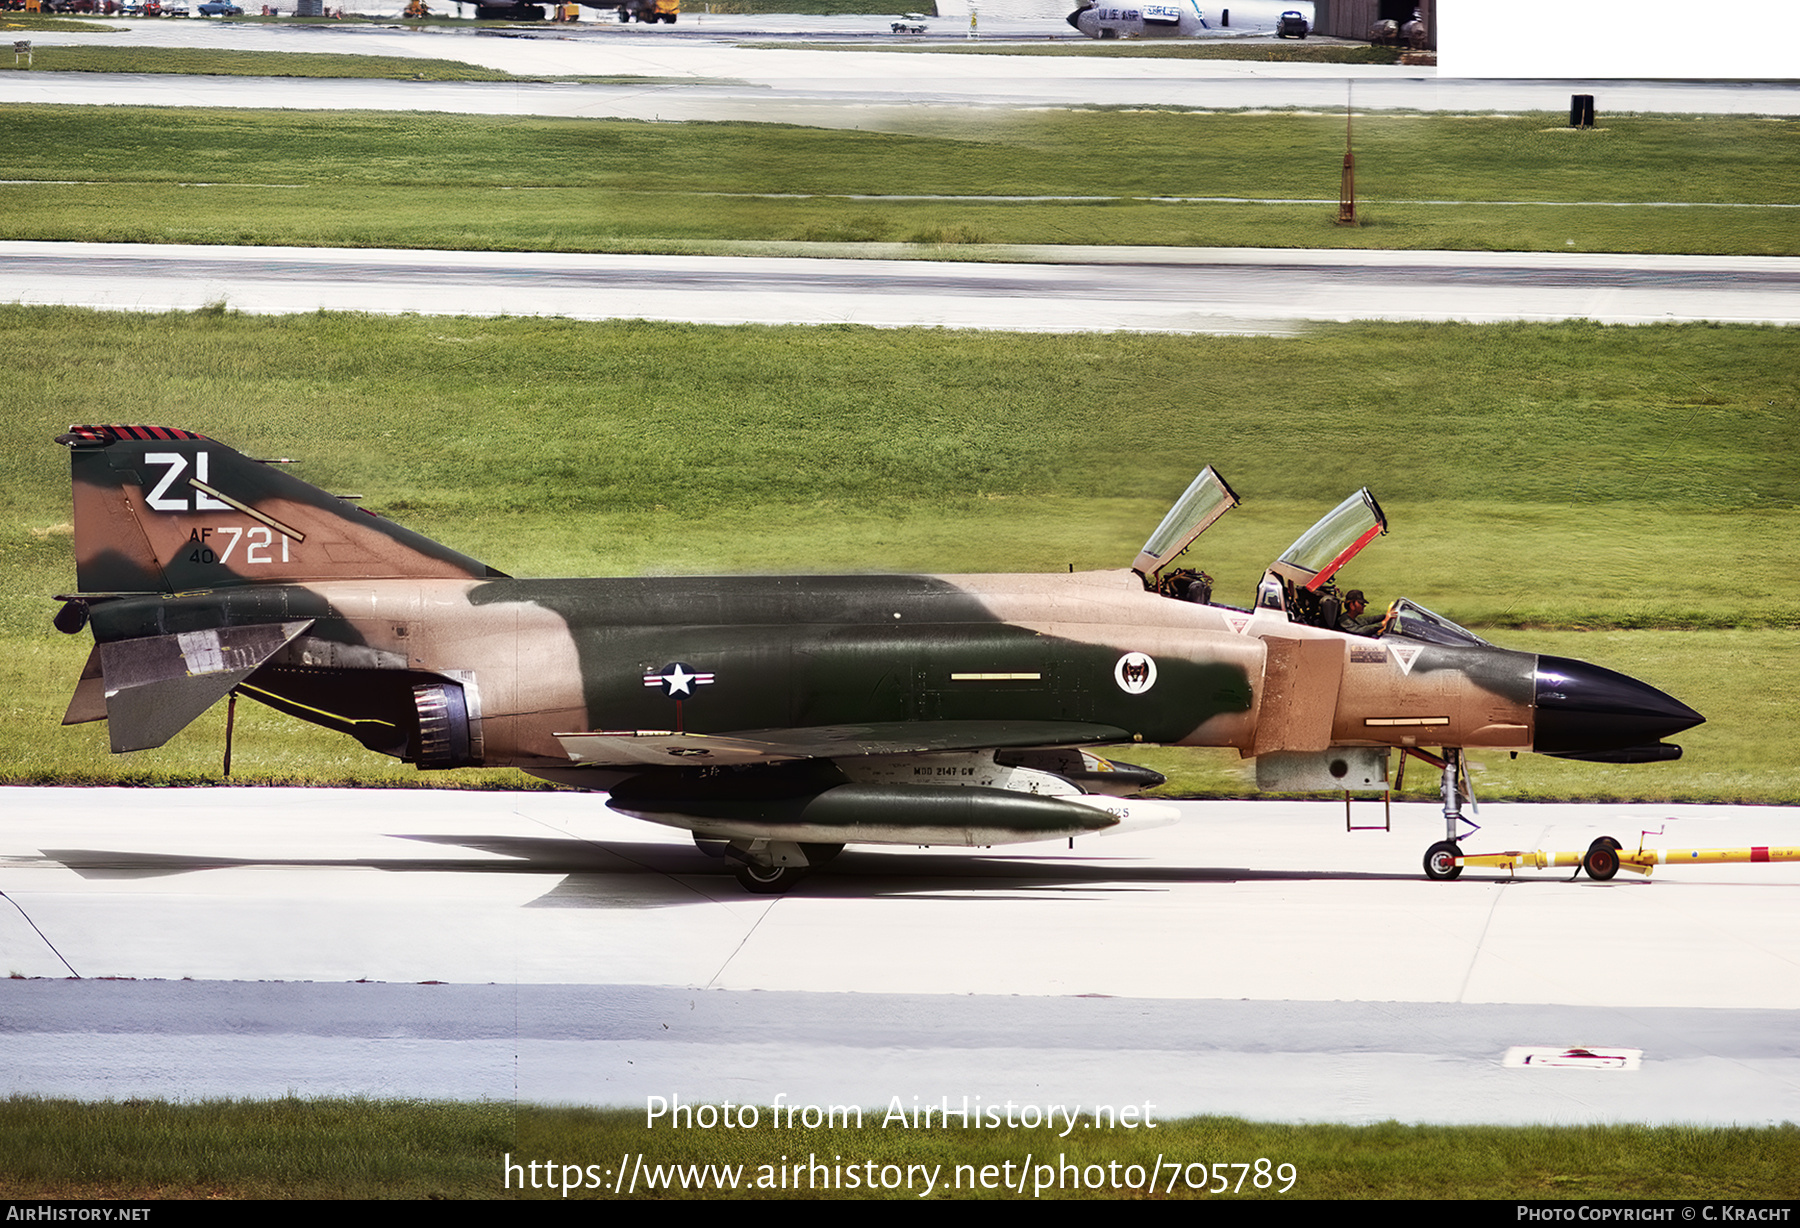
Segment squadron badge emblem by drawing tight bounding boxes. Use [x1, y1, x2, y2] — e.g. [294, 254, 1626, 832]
[1113, 651, 1157, 695]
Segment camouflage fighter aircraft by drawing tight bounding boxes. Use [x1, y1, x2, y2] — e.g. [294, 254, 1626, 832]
[53, 425, 1703, 892]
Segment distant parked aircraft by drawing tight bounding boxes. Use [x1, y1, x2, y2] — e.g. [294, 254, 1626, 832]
[1067, 0, 1209, 39]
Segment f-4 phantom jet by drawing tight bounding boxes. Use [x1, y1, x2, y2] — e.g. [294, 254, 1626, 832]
[54, 426, 1702, 892]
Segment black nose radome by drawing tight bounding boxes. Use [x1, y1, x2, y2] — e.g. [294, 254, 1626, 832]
[1067, 8, 1083, 26]
[1533, 655, 1703, 754]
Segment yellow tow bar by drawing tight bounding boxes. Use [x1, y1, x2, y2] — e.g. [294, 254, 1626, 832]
[1459, 838, 1800, 881]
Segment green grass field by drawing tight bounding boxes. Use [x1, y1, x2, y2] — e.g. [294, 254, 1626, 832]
[705, 0, 936, 12]
[0, 45, 732, 83]
[2, 309, 1794, 798]
[1, 1098, 1792, 1199]
[0, 46, 529, 79]
[0, 106, 1793, 255]
[0, 15, 122, 32]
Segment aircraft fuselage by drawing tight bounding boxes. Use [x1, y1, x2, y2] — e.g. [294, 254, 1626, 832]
[81, 570, 1566, 772]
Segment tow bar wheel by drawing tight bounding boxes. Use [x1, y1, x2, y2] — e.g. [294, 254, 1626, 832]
[1584, 836, 1622, 881]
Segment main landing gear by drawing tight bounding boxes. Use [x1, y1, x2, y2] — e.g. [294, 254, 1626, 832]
[1421, 746, 1477, 881]
[701, 836, 843, 894]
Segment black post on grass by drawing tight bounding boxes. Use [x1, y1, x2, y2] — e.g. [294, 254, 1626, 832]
[223, 688, 237, 777]
[1337, 80, 1357, 226]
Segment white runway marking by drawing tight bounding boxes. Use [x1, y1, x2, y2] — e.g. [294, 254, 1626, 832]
[3, 787, 1796, 1122]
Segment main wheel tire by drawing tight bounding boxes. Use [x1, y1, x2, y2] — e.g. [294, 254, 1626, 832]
[734, 863, 805, 894]
[1584, 838, 1621, 881]
[1423, 840, 1463, 881]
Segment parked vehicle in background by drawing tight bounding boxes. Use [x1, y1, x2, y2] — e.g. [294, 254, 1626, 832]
[1275, 9, 1308, 36]
[198, 1, 244, 12]
[616, 0, 676, 21]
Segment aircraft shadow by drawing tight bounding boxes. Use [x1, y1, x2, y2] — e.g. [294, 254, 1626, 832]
[38, 834, 1427, 910]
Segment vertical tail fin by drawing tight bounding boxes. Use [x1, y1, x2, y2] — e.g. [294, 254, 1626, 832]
[59, 425, 504, 593]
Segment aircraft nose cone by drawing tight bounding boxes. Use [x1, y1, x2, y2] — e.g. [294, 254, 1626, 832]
[1067, 8, 1083, 27]
[1533, 654, 1704, 754]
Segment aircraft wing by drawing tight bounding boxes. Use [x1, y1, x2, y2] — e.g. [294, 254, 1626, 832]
[555, 719, 1134, 768]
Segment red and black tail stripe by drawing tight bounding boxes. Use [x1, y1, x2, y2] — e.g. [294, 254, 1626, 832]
[57, 424, 210, 446]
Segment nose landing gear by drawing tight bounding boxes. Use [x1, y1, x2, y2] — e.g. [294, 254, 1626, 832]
[1421, 747, 1477, 881]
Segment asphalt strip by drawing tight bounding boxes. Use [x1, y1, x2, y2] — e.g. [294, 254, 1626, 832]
[4, 980, 1797, 1125]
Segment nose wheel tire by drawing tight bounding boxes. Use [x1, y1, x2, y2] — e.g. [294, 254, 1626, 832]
[1423, 840, 1463, 881]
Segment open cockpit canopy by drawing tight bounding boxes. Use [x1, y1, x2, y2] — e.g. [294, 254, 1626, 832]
[1135, 476, 1484, 645]
[1132, 466, 1240, 591]
[1266, 488, 1386, 592]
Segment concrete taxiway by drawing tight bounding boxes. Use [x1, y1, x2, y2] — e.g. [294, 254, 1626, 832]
[7, 241, 1796, 332]
[3, 787, 1797, 1123]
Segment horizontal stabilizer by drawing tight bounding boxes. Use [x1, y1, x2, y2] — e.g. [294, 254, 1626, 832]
[62, 645, 107, 726]
[100, 620, 313, 753]
[555, 719, 1133, 768]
